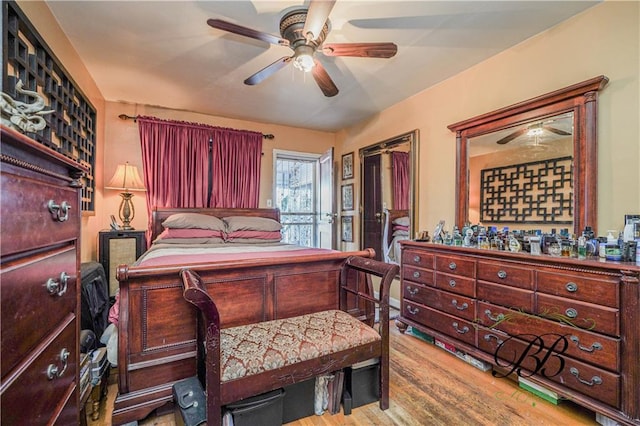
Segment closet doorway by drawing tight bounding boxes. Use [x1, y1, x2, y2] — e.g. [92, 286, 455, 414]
[274, 149, 335, 249]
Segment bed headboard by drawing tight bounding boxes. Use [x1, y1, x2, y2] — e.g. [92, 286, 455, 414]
[151, 208, 281, 242]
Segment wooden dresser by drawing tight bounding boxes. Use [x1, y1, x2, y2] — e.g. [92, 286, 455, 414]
[397, 241, 640, 425]
[1, 125, 86, 424]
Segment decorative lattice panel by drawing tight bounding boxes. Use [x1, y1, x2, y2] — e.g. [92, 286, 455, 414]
[480, 156, 573, 224]
[3, 1, 96, 211]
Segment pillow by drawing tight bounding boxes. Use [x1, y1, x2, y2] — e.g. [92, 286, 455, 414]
[157, 228, 224, 239]
[393, 230, 410, 237]
[161, 213, 225, 231]
[225, 230, 282, 241]
[223, 216, 282, 232]
[392, 216, 410, 227]
[393, 224, 409, 231]
[223, 238, 282, 244]
[153, 237, 225, 245]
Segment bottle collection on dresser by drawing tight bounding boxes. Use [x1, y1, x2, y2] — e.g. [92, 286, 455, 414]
[398, 220, 640, 425]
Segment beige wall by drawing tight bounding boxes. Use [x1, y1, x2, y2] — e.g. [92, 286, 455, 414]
[337, 1, 639, 246]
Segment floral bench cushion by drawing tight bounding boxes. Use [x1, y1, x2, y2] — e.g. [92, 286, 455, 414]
[220, 309, 380, 382]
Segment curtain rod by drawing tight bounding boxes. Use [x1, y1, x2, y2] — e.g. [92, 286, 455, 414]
[118, 114, 275, 139]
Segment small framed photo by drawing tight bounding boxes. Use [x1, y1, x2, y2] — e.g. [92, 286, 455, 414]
[342, 152, 354, 180]
[341, 183, 354, 211]
[341, 216, 353, 242]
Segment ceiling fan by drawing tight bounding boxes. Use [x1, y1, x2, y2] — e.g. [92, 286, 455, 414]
[496, 121, 572, 145]
[207, 0, 398, 97]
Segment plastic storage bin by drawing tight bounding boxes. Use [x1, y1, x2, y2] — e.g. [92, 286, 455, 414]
[283, 379, 315, 423]
[225, 388, 284, 426]
[345, 359, 380, 408]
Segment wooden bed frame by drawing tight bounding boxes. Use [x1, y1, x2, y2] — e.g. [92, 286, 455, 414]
[112, 208, 375, 424]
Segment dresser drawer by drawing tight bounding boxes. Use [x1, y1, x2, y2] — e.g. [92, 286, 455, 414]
[435, 272, 475, 297]
[402, 265, 434, 286]
[536, 294, 619, 337]
[402, 249, 434, 270]
[477, 260, 533, 289]
[477, 301, 619, 372]
[477, 326, 620, 408]
[1, 172, 79, 257]
[403, 302, 476, 346]
[409, 286, 476, 321]
[435, 255, 475, 277]
[1, 246, 77, 377]
[537, 270, 618, 308]
[477, 281, 534, 312]
[1, 318, 77, 425]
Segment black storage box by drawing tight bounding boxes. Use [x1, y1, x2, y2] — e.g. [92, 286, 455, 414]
[282, 379, 315, 423]
[225, 388, 284, 426]
[173, 377, 206, 426]
[345, 359, 380, 408]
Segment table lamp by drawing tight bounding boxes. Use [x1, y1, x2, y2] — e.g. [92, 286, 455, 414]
[105, 162, 145, 230]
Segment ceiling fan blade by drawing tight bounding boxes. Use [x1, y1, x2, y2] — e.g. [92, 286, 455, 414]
[496, 128, 528, 145]
[312, 59, 338, 97]
[207, 19, 289, 47]
[244, 56, 292, 86]
[322, 42, 398, 58]
[303, 0, 336, 41]
[543, 125, 572, 136]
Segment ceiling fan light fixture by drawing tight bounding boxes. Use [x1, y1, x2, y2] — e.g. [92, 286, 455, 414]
[527, 127, 544, 137]
[293, 45, 316, 72]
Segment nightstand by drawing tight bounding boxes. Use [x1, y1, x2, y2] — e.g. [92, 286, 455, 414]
[98, 230, 146, 296]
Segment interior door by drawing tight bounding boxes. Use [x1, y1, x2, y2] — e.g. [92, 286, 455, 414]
[317, 147, 335, 249]
[362, 154, 383, 260]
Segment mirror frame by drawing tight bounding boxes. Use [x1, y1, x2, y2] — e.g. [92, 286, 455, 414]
[448, 76, 608, 235]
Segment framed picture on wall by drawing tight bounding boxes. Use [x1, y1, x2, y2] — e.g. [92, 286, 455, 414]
[342, 152, 354, 180]
[341, 183, 354, 211]
[341, 216, 353, 242]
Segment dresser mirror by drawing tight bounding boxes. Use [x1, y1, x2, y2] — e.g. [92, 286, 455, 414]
[448, 76, 608, 235]
[360, 130, 418, 263]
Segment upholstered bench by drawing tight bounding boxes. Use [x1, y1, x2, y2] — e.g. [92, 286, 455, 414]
[180, 255, 398, 425]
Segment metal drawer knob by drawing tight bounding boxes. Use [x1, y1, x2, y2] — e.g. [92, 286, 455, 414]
[407, 286, 419, 296]
[413, 271, 421, 279]
[497, 270, 507, 279]
[46, 272, 70, 297]
[452, 322, 469, 334]
[484, 333, 504, 345]
[47, 200, 71, 222]
[46, 348, 70, 380]
[406, 305, 419, 315]
[448, 262, 457, 271]
[451, 299, 468, 311]
[448, 279, 456, 288]
[565, 282, 578, 292]
[565, 308, 578, 318]
[569, 335, 603, 353]
[570, 367, 602, 386]
[413, 255, 421, 263]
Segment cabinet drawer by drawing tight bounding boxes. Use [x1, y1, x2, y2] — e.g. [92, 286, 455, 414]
[537, 270, 618, 308]
[403, 302, 476, 346]
[402, 265, 434, 286]
[1, 318, 77, 425]
[1, 246, 77, 377]
[435, 255, 475, 277]
[402, 249, 434, 269]
[477, 281, 534, 312]
[477, 301, 619, 372]
[407, 286, 476, 321]
[435, 272, 475, 297]
[1, 172, 79, 257]
[477, 326, 620, 408]
[477, 260, 533, 289]
[536, 294, 619, 337]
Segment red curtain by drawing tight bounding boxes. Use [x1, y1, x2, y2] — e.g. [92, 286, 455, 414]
[137, 116, 262, 242]
[392, 151, 410, 210]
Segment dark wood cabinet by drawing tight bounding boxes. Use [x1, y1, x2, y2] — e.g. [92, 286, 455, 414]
[98, 230, 146, 296]
[397, 241, 640, 425]
[1, 125, 86, 425]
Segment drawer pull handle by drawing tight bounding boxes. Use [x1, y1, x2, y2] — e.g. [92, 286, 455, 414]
[448, 262, 457, 271]
[407, 286, 419, 296]
[452, 322, 469, 334]
[46, 272, 70, 297]
[46, 348, 70, 380]
[565, 282, 578, 292]
[484, 334, 504, 345]
[413, 255, 421, 263]
[570, 336, 603, 353]
[497, 270, 507, 279]
[569, 367, 602, 387]
[485, 309, 505, 322]
[451, 299, 468, 311]
[413, 271, 421, 279]
[47, 200, 71, 222]
[565, 308, 578, 318]
[406, 305, 419, 315]
[448, 279, 456, 288]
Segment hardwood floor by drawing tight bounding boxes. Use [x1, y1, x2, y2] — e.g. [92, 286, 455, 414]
[88, 322, 599, 425]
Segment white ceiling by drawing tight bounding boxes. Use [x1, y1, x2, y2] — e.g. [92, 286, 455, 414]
[45, 1, 599, 132]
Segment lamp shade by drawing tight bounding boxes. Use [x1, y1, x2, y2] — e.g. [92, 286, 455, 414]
[106, 162, 145, 192]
